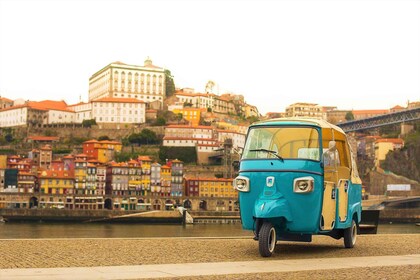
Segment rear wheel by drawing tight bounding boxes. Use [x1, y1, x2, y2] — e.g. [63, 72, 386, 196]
[258, 222, 277, 257]
[344, 219, 357, 248]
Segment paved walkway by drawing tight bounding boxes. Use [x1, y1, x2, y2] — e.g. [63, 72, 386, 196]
[1, 254, 419, 279]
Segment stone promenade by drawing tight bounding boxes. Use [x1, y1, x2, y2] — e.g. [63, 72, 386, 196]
[0, 234, 419, 279]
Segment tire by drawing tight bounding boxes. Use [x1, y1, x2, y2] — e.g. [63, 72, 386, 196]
[258, 222, 277, 257]
[344, 219, 357, 248]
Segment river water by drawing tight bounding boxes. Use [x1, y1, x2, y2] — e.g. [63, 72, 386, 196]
[0, 222, 418, 239]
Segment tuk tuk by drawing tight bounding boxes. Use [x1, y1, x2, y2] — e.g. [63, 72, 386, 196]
[234, 118, 362, 257]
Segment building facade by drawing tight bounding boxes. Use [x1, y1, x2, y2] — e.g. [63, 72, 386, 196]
[88, 58, 166, 108]
[285, 103, 323, 118]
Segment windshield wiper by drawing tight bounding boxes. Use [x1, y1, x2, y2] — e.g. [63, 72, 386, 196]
[250, 149, 284, 162]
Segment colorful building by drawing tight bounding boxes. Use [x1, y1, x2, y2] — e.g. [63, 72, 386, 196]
[374, 138, 404, 166]
[170, 159, 184, 196]
[197, 177, 236, 198]
[83, 139, 122, 163]
[39, 170, 74, 195]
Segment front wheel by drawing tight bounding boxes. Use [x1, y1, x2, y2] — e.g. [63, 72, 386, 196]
[343, 219, 357, 248]
[258, 222, 277, 257]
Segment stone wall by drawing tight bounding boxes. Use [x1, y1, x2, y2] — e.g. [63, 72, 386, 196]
[369, 169, 420, 196]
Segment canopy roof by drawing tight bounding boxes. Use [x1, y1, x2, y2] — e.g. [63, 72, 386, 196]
[253, 117, 347, 141]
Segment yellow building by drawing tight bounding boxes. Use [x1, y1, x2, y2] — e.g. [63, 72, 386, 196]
[39, 170, 74, 195]
[172, 108, 201, 126]
[74, 159, 88, 194]
[127, 159, 142, 196]
[0, 155, 7, 169]
[83, 139, 122, 163]
[160, 165, 172, 196]
[138, 156, 152, 195]
[198, 177, 237, 198]
[374, 138, 404, 166]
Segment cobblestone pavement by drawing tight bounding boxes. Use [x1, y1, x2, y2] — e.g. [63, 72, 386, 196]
[172, 265, 420, 280]
[0, 234, 419, 279]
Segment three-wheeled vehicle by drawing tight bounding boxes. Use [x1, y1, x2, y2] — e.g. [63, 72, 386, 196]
[234, 118, 362, 257]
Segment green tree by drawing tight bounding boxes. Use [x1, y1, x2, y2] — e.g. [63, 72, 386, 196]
[139, 129, 158, 144]
[177, 113, 183, 124]
[82, 119, 97, 128]
[345, 112, 355, 121]
[159, 146, 197, 164]
[165, 69, 176, 97]
[98, 135, 111, 141]
[155, 116, 166, 126]
[128, 133, 141, 145]
[5, 134, 13, 143]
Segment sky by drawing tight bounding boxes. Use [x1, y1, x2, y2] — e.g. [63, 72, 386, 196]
[0, 0, 419, 115]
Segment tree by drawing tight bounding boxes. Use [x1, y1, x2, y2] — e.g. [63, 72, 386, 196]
[155, 116, 166, 126]
[205, 80, 215, 93]
[82, 119, 97, 128]
[98, 135, 111, 141]
[345, 112, 355, 121]
[127, 129, 159, 145]
[139, 129, 158, 145]
[177, 113, 183, 124]
[4, 134, 13, 143]
[165, 69, 176, 97]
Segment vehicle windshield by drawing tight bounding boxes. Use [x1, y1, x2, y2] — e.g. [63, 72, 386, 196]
[242, 126, 320, 161]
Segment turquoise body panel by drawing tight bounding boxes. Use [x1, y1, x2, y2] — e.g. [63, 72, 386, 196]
[335, 181, 362, 228]
[239, 159, 323, 233]
[237, 119, 363, 236]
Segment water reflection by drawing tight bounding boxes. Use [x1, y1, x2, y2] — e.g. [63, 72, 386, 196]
[0, 222, 418, 239]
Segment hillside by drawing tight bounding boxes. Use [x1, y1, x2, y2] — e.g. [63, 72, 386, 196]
[380, 129, 420, 182]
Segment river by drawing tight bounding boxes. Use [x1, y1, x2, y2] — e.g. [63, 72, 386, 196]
[0, 222, 418, 239]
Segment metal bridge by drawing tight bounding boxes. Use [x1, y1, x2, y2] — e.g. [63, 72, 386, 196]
[337, 107, 420, 132]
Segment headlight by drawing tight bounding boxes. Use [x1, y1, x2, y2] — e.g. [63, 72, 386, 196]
[234, 176, 250, 192]
[293, 177, 314, 193]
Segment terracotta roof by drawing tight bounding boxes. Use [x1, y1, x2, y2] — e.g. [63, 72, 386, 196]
[83, 139, 99, 144]
[0, 97, 13, 102]
[75, 153, 88, 157]
[391, 105, 404, 109]
[166, 124, 213, 129]
[137, 156, 152, 161]
[28, 100, 68, 110]
[375, 138, 404, 144]
[352, 110, 388, 115]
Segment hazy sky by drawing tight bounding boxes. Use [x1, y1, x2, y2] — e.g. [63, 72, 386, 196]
[0, 0, 419, 114]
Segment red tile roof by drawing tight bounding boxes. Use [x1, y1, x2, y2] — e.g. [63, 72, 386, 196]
[166, 124, 213, 129]
[352, 110, 388, 115]
[375, 138, 404, 144]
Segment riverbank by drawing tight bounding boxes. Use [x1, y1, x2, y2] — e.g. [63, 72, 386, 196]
[0, 235, 419, 279]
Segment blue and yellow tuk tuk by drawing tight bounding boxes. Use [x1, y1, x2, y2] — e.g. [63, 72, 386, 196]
[234, 118, 362, 257]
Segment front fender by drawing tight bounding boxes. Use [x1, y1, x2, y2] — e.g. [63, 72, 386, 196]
[254, 198, 293, 222]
